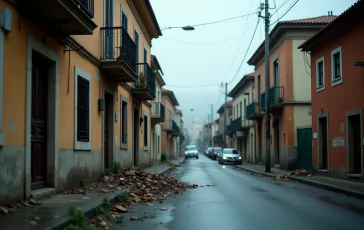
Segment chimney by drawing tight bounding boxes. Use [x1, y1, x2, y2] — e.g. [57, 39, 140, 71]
[328, 11, 333, 16]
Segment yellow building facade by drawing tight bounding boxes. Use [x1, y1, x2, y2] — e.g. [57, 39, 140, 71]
[0, 0, 161, 205]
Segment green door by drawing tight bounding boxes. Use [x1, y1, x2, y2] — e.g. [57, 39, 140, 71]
[297, 128, 313, 171]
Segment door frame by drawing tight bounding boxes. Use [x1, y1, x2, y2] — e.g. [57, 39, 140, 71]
[346, 109, 363, 178]
[132, 104, 140, 166]
[317, 112, 329, 172]
[25, 36, 59, 197]
[102, 84, 115, 169]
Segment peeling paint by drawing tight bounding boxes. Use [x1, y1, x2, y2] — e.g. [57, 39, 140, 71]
[7, 122, 13, 130]
[95, 73, 100, 81]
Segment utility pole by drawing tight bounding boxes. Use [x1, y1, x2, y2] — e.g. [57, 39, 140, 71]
[207, 114, 210, 148]
[210, 104, 213, 146]
[223, 82, 227, 148]
[263, 0, 271, 172]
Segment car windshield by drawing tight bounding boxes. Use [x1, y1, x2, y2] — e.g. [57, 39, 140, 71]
[223, 149, 239, 154]
[186, 146, 197, 151]
[214, 148, 222, 153]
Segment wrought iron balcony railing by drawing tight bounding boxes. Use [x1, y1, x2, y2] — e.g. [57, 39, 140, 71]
[101, 27, 137, 71]
[72, 0, 94, 18]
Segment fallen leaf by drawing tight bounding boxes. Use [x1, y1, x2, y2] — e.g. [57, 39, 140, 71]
[146, 202, 153, 206]
[0, 206, 8, 215]
[30, 221, 38, 226]
[160, 208, 168, 211]
[129, 216, 140, 220]
[114, 205, 128, 213]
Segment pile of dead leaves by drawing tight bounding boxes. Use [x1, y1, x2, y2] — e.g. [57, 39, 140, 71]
[0, 199, 42, 215]
[97, 167, 198, 203]
[275, 169, 313, 181]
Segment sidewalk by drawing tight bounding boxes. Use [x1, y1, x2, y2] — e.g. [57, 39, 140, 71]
[235, 163, 364, 200]
[170, 157, 186, 167]
[0, 164, 172, 230]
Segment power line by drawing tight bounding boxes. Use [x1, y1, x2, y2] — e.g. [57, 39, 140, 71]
[160, 35, 241, 45]
[270, 0, 299, 26]
[270, 0, 291, 17]
[166, 83, 219, 88]
[223, 0, 256, 79]
[228, 19, 260, 85]
[188, 12, 257, 28]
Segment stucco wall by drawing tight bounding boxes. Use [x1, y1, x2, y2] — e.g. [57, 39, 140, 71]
[292, 39, 311, 102]
[310, 18, 364, 178]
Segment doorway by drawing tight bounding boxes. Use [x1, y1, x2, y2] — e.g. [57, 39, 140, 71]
[318, 116, 328, 170]
[104, 92, 113, 168]
[297, 127, 313, 171]
[133, 107, 139, 166]
[273, 119, 280, 165]
[258, 124, 262, 163]
[250, 133, 254, 163]
[31, 53, 49, 190]
[347, 113, 362, 175]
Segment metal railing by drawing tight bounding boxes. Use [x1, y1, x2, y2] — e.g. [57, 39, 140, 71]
[260, 86, 284, 110]
[165, 119, 180, 134]
[269, 86, 284, 106]
[135, 63, 156, 96]
[151, 102, 165, 120]
[72, 0, 94, 18]
[246, 102, 261, 117]
[100, 27, 137, 71]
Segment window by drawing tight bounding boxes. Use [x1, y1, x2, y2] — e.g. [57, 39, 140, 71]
[121, 10, 128, 31]
[74, 66, 92, 150]
[315, 57, 325, 92]
[144, 115, 148, 147]
[273, 59, 279, 86]
[257, 74, 261, 102]
[240, 101, 242, 118]
[134, 29, 139, 72]
[331, 46, 342, 86]
[243, 99, 246, 118]
[121, 99, 128, 147]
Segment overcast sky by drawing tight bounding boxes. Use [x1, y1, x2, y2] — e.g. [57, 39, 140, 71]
[150, 0, 357, 139]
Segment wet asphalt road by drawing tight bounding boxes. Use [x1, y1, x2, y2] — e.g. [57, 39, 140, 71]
[116, 154, 364, 230]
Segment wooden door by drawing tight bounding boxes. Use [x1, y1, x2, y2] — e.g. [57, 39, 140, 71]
[297, 128, 313, 171]
[31, 53, 48, 189]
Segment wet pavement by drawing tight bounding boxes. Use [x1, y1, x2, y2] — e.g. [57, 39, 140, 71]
[117, 154, 364, 230]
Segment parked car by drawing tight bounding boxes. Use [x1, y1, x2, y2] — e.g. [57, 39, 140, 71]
[184, 145, 199, 159]
[219, 148, 242, 165]
[206, 147, 213, 157]
[211, 147, 222, 160]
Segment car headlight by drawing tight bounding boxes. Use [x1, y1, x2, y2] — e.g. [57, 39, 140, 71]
[239, 156, 241, 159]
[223, 156, 226, 159]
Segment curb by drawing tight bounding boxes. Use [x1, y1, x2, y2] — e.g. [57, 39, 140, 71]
[46, 166, 172, 229]
[234, 165, 276, 178]
[235, 166, 364, 200]
[158, 166, 172, 175]
[45, 188, 129, 230]
[290, 176, 364, 200]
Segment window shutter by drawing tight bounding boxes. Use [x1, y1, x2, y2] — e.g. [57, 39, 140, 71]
[77, 76, 90, 142]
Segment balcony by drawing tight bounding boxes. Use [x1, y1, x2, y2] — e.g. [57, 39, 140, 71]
[18, 0, 97, 36]
[227, 117, 254, 134]
[213, 133, 223, 143]
[246, 102, 263, 120]
[151, 102, 165, 123]
[100, 27, 138, 83]
[132, 63, 156, 100]
[163, 120, 180, 136]
[180, 134, 185, 143]
[260, 86, 285, 111]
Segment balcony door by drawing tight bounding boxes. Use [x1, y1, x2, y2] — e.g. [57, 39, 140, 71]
[104, 0, 114, 59]
[143, 48, 147, 73]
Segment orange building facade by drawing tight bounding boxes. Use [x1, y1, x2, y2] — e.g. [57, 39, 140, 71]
[299, 1, 364, 180]
[0, 0, 162, 204]
[247, 16, 335, 170]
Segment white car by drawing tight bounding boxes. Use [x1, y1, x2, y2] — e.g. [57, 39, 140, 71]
[184, 145, 199, 159]
[219, 148, 242, 165]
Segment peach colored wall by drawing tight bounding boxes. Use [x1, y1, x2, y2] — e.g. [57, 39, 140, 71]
[310, 19, 364, 175]
[253, 40, 294, 148]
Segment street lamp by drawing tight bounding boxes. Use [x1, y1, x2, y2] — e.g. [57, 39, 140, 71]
[161, 25, 195, 31]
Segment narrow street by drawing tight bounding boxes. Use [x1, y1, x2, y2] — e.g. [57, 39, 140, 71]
[117, 154, 364, 230]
